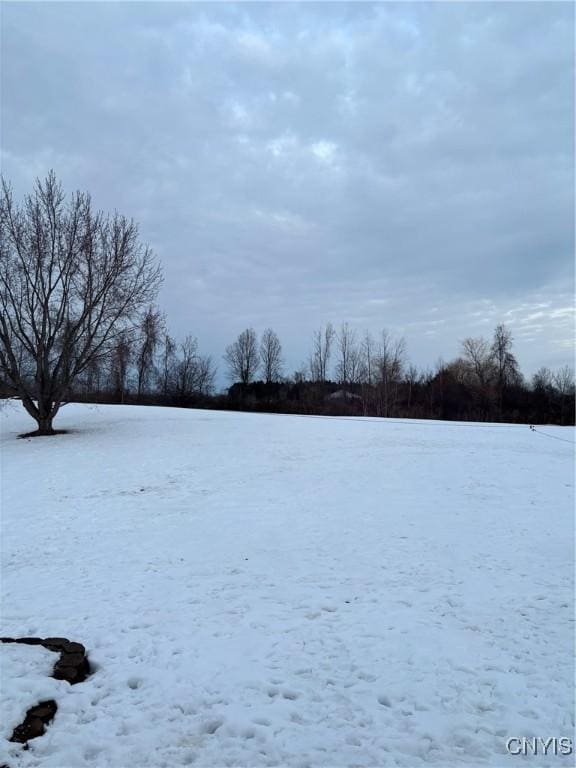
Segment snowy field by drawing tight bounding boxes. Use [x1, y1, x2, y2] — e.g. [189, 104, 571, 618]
[1, 402, 574, 768]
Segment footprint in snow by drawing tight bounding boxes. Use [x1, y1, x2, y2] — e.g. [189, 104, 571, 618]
[252, 717, 271, 727]
[201, 719, 224, 735]
[357, 671, 377, 682]
[84, 746, 103, 761]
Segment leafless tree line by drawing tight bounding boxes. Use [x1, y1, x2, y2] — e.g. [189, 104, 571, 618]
[223, 327, 283, 385]
[78, 315, 216, 402]
[223, 322, 574, 425]
[1, 173, 573, 433]
[0, 173, 216, 430]
[80, 317, 576, 424]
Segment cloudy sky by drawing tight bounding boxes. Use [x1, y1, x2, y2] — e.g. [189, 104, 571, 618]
[1, 1, 574, 385]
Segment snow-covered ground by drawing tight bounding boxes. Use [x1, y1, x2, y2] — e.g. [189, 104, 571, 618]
[1, 403, 574, 768]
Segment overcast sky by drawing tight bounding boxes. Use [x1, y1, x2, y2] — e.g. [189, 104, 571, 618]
[1, 1, 574, 386]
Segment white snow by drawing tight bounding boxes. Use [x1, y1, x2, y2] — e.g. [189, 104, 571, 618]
[0, 643, 59, 739]
[1, 403, 574, 767]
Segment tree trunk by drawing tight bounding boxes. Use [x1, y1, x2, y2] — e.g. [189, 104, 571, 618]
[36, 415, 56, 435]
[20, 394, 59, 435]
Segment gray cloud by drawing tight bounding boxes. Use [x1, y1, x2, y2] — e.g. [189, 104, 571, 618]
[1, 1, 573, 384]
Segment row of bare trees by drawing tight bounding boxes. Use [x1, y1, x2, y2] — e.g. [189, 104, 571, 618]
[0, 172, 217, 431]
[1, 173, 573, 434]
[439, 324, 522, 419]
[222, 323, 574, 425]
[223, 328, 283, 385]
[79, 317, 571, 425]
[223, 323, 407, 392]
[79, 314, 216, 403]
[84, 318, 574, 424]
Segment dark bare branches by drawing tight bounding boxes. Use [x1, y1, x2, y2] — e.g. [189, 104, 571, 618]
[310, 323, 334, 382]
[224, 328, 259, 384]
[259, 328, 283, 384]
[0, 172, 162, 433]
[135, 306, 165, 397]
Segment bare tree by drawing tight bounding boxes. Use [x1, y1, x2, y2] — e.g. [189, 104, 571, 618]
[491, 324, 520, 416]
[82, 355, 103, 398]
[0, 172, 162, 434]
[292, 365, 308, 384]
[159, 333, 177, 397]
[375, 331, 406, 417]
[445, 358, 473, 385]
[348, 346, 364, 385]
[405, 364, 420, 411]
[552, 365, 574, 425]
[195, 354, 216, 395]
[532, 366, 554, 392]
[175, 336, 197, 397]
[361, 331, 376, 385]
[174, 336, 213, 397]
[553, 365, 575, 396]
[461, 336, 496, 417]
[461, 337, 493, 389]
[224, 328, 259, 384]
[310, 323, 335, 382]
[109, 332, 132, 403]
[259, 328, 283, 383]
[335, 323, 360, 388]
[135, 306, 165, 397]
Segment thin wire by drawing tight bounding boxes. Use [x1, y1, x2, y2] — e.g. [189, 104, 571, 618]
[529, 426, 575, 445]
[232, 407, 575, 437]
[256, 411, 532, 430]
[317, 416, 525, 429]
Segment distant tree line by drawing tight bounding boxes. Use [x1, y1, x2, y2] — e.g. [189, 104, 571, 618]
[216, 322, 574, 426]
[21, 320, 571, 427]
[71, 311, 217, 407]
[1, 173, 572, 431]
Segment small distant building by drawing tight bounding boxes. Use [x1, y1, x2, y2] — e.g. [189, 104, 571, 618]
[326, 389, 362, 402]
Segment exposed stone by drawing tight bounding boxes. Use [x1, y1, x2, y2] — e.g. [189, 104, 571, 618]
[53, 664, 80, 683]
[62, 641, 85, 654]
[0, 635, 91, 685]
[1, 635, 91, 746]
[56, 651, 85, 667]
[10, 716, 44, 743]
[9, 700, 57, 744]
[53, 653, 90, 683]
[29, 701, 57, 720]
[42, 637, 70, 651]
